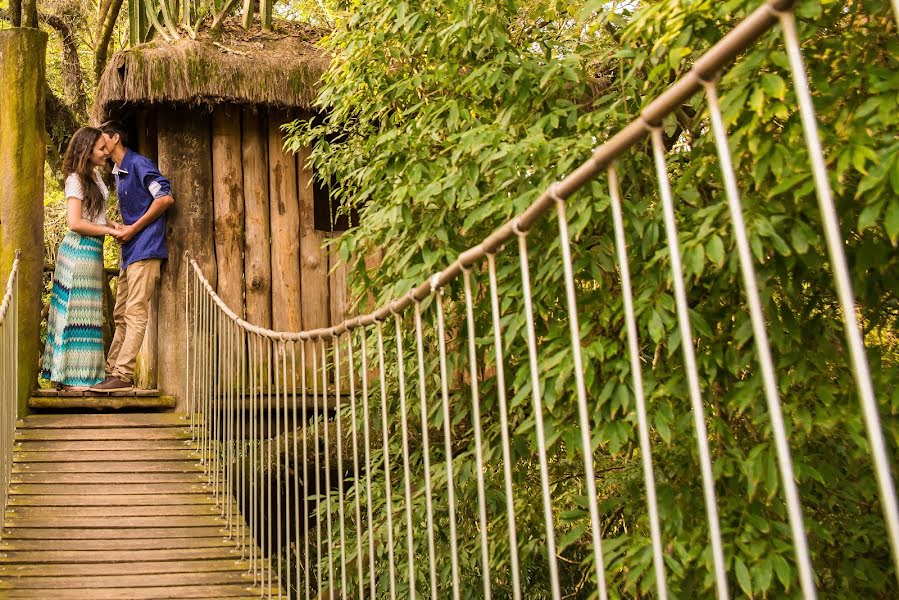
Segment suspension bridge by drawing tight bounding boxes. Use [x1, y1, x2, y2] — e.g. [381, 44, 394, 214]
[1, 1, 897, 597]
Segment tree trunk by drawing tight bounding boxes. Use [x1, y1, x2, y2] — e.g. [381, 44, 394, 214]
[242, 109, 272, 330]
[42, 13, 87, 119]
[156, 107, 216, 410]
[268, 110, 302, 334]
[94, 0, 125, 79]
[0, 29, 47, 416]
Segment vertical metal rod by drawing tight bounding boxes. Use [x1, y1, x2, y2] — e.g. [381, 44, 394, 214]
[607, 165, 668, 599]
[249, 333, 258, 579]
[313, 341, 323, 600]
[779, 9, 899, 581]
[184, 257, 190, 436]
[649, 128, 728, 600]
[213, 310, 221, 507]
[334, 335, 348, 600]
[267, 338, 274, 597]
[703, 82, 817, 599]
[433, 291, 461, 600]
[240, 326, 247, 559]
[553, 191, 610, 599]
[513, 230, 561, 600]
[301, 340, 311, 600]
[360, 330, 378, 599]
[275, 339, 283, 600]
[321, 338, 335, 599]
[485, 253, 522, 600]
[393, 312, 418, 600]
[412, 301, 439, 599]
[283, 342, 292, 599]
[461, 268, 493, 600]
[346, 333, 366, 598]
[376, 323, 398, 600]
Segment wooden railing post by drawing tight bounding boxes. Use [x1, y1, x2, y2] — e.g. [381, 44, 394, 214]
[0, 28, 47, 417]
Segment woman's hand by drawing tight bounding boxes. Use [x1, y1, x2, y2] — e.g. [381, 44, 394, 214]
[108, 220, 123, 231]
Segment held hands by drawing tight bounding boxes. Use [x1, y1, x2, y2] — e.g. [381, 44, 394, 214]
[106, 221, 137, 243]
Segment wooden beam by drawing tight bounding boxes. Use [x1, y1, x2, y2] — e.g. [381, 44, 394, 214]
[268, 109, 302, 334]
[156, 108, 216, 411]
[298, 142, 329, 377]
[241, 108, 271, 330]
[212, 105, 246, 316]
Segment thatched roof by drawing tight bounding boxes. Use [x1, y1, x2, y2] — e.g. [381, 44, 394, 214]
[93, 21, 329, 121]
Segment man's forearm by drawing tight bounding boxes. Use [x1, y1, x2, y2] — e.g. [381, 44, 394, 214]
[130, 195, 174, 234]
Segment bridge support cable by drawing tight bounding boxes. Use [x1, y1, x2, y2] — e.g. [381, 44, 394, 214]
[607, 165, 669, 600]
[778, 9, 899, 586]
[649, 127, 729, 600]
[177, 1, 897, 596]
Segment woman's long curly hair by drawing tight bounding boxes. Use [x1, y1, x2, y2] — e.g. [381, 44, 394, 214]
[62, 127, 105, 222]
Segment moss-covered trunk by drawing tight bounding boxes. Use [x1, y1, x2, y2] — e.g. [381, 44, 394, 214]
[0, 29, 47, 416]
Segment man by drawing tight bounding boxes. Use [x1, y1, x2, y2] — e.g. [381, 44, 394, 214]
[90, 121, 174, 392]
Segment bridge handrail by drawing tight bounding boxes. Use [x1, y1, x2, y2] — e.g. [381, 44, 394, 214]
[183, 1, 898, 598]
[0, 251, 21, 540]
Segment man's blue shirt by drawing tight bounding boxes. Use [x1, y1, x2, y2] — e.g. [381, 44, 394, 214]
[113, 148, 171, 270]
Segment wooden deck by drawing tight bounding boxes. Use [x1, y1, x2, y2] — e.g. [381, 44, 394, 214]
[29, 390, 177, 411]
[0, 413, 277, 599]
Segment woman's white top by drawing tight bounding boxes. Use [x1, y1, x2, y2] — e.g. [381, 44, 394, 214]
[64, 172, 108, 226]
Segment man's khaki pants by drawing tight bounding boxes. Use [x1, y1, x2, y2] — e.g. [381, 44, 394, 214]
[107, 259, 161, 383]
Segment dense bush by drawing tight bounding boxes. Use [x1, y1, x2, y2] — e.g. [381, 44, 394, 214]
[286, 1, 898, 597]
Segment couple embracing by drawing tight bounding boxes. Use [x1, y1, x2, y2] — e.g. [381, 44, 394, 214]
[42, 122, 174, 393]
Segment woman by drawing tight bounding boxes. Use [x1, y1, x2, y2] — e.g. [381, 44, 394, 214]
[42, 127, 121, 390]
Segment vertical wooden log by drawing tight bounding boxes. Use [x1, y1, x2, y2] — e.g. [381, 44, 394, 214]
[156, 108, 216, 410]
[212, 105, 246, 316]
[242, 109, 272, 330]
[213, 106, 245, 392]
[298, 143, 330, 376]
[268, 110, 302, 334]
[134, 110, 159, 389]
[329, 239, 349, 387]
[0, 29, 47, 415]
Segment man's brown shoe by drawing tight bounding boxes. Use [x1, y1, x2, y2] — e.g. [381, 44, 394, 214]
[89, 377, 133, 393]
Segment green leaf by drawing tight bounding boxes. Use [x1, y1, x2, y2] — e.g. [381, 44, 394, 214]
[557, 524, 587, 552]
[858, 201, 883, 233]
[884, 200, 899, 243]
[735, 557, 753, 597]
[761, 73, 786, 100]
[706, 234, 725, 267]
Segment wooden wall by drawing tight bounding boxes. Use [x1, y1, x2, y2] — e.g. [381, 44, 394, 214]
[132, 105, 350, 404]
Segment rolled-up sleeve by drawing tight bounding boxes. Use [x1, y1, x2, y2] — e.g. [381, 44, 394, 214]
[140, 159, 172, 199]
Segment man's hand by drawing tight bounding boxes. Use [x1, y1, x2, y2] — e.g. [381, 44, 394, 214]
[113, 224, 138, 243]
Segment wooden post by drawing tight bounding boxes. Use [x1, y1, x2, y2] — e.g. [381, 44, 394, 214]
[297, 144, 329, 350]
[156, 108, 216, 410]
[0, 29, 47, 416]
[329, 239, 349, 387]
[212, 105, 246, 316]
[268, 110, 302, 334]
[242, 109, 272, 331]
[134, 110, 159, 389]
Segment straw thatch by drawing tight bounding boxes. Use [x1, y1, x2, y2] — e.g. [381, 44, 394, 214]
[93, 21, 329, 121]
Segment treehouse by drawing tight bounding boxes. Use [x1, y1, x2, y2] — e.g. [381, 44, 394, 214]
[93, 25, 351, 408]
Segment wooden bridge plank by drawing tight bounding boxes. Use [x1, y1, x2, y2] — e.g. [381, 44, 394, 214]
[28, 395, 176, 410]
[6, 504, 230, 518]
[0, 559, 250, 576]
[0, 570, 256, 589]
[1, 526, 227, 540]
[11, 471, 206, 485]
[16, 414, 190, 429]
[8, 483, 209, 496]
[15, 427, 192, 441]
[8, 494, 215, 507]
[4, 515, 226, 529]
[13, 460, 204, 473]
[14, 450, 200, 462]
[0, 538, 236, 551]
[4, 584, 274, 599]
[0, 548, 242, 564]
[15, 440, 194, 452]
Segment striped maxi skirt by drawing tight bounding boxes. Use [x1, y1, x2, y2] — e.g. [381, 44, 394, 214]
[42, 231, 106, 387]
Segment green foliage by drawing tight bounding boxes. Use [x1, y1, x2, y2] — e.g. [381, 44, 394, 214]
[286, 0, 898, 597]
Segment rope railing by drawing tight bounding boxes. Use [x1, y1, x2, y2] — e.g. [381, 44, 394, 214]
[184, 1, 897, 598]
[0, 252, 21, 537]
